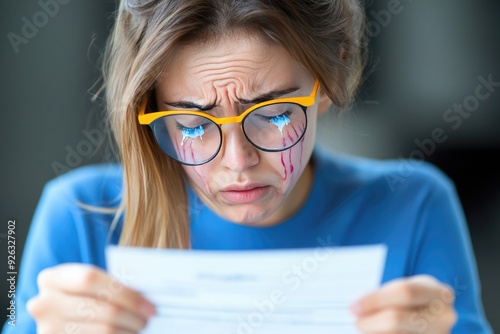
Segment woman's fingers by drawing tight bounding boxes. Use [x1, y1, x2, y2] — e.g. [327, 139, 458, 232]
[35, 320, 137, 334]
[28, 264, 156, 334]
[37, 263, 156, 319]
[351, 275, 457, 334]
[353, 275, 455, 316]
[28, 289, 148, 332]
[356, 306, 458, 334]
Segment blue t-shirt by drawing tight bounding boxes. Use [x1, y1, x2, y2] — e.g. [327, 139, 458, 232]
[2, 147, 492, 333]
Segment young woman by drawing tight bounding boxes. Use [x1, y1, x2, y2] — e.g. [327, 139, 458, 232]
[4, 0, 492, 333]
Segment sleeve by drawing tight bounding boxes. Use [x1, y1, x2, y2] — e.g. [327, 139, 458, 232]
[1, 179, 85, 334]
[410, 169, 493, 334]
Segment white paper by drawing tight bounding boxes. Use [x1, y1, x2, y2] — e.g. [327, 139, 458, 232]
[106, 244, 387, 334]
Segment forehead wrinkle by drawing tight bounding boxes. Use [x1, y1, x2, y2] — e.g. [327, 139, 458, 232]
[165, 38, 305, 107]
[190, 60, 266, 77]
[210, 78, 252, 110]
[190, 48, 270, 64]
[171, 78, 250, 114]
[189, 62, 264, 104]
[197, 70, 260, 87]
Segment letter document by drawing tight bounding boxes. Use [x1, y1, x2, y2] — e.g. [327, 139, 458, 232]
[106, 244, 387, 334]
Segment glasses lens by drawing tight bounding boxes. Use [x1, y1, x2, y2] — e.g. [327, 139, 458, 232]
[243, 103, 307, 151]
[151, 114, 221, 165]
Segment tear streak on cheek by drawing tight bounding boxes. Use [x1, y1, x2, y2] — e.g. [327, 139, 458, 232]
[280, 149, 288, 181]
[280, 123, 306, 180]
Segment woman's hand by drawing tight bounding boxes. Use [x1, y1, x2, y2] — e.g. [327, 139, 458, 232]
[352, 274, 457, 333]
[27, 263, 156, 334]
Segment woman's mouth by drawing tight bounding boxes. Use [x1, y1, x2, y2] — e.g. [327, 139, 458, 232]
[219, 185, 271, 204]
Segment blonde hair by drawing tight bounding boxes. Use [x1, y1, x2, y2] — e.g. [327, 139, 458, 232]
[102, 0, 368, 248]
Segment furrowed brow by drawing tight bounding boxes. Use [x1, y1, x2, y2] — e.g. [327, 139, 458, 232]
[163, 86, 300, 111]
[163, 101, 217, 112]
[238, 87, 300, 105]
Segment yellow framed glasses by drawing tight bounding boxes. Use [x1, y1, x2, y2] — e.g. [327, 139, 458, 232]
[138, 79, 320, 166]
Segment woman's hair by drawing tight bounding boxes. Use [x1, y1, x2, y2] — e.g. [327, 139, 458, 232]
[102, 0, 368, 248]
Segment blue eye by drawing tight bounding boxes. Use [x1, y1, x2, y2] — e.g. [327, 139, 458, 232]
[263, 111, 292, 133]
[176, 123, 205, 145]
[176, 120, 212, 132]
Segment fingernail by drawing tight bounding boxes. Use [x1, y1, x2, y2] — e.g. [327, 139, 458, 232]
[140, 302, 156, 318]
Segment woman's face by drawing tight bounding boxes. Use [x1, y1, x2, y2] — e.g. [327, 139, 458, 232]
[155, 33, 326, 226]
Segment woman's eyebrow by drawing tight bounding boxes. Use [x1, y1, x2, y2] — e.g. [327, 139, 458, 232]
[162, 101, 217, 111]
[162, 86, 300, 111]
[238, 87, 300, 105]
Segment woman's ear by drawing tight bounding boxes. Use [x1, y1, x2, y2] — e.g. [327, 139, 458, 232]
[318, 88, 333, 115]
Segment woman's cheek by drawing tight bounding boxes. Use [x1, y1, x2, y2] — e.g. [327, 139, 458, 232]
[277, 124, 308, 181]
[183, 165, 211, 194]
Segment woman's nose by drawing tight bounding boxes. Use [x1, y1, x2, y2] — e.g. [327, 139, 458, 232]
[218, 123, 259, 173]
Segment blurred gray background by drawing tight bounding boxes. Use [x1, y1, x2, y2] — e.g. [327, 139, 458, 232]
[1, 0, 499, 331]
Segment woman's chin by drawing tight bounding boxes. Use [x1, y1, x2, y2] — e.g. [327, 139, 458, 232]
[219, 206, 282, 227]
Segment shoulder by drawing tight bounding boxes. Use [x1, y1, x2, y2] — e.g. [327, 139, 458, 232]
[27, 163, 123, 263]
[313, 145, 455, 200]
[43, 163, 123, 207]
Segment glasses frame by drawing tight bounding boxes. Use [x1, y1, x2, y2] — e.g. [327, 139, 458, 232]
[138, 79, 320, 165]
